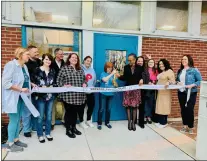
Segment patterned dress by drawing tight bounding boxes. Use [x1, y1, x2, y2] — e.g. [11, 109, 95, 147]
[121, 65, 142, 108]
[123, 89, 141, 108]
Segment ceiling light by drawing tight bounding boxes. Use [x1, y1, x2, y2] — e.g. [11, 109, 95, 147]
[52, 15, 68, 22]
[93, 18, 103, 25]
[160, 25, 176, 30]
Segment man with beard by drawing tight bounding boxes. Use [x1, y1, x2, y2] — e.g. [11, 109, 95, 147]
[24, 45, 41, 137]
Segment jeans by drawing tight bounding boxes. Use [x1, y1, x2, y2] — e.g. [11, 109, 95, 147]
[63, 102, 85, 129]
[86, 93, 95, 121]
[36, 97, 54, 137]
[178, 92, 197, 128]
[98, 94, 113, 125]
[144, 90, 156, 117]
[31, 96, 37, 131]
[22, 98, 32, 133]
[8, 97, 23, 142]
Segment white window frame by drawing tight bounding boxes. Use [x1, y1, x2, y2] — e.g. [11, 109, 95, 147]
[2, 0, 207, 41]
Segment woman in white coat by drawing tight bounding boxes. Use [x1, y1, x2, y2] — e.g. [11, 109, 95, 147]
[2, 47, 31, 152]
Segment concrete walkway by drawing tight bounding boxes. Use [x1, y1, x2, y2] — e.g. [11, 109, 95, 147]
[5, 121, 195, 160]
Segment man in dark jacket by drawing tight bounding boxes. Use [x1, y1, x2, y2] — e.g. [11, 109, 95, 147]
[24, 45, 41, 137]
[50, 48, 65, 130]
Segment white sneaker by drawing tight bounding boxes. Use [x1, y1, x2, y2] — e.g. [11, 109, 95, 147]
[80, 122, 88, 129]
[158, 124, 168, 128]
[86, 121, 94, 128]
[155, 123, 160, 128]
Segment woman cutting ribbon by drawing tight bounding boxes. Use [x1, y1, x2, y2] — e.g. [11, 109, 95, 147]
[97, 62, 118, 130]
[117, 53, 143, 131]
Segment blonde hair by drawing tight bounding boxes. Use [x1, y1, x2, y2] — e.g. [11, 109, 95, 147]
[14, 47, 28, 59]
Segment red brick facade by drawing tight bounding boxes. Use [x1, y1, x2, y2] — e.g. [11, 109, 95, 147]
[1, 26, 207, 124]
[1, 26, 22, 124]
[142, 37, 207, 118]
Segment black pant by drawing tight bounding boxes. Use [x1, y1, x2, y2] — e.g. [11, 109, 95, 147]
[151, 90, 158, 123]
[98, 94, 113, 125]
[63, 102, 85, 129]
[155, 114, 168, 125]
[178, 91, 197, 128]
[138, 90, 145, 125]
[86, 93, 95, 121]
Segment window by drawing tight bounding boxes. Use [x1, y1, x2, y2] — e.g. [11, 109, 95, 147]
[93, 2, 141, 30]
[23, 2, 82, 26]
[156, 1, 188, 32]
[26, 27, 81, 61]
[201, 2, 207, 36]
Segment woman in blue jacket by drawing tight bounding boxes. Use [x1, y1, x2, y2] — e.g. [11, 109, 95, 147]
[176, 55, 202, 134]
[2, 47, 31, 152]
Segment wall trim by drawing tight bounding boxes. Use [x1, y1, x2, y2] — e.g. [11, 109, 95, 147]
[20, 21, 207, 41]
[2, 23, 21, 28]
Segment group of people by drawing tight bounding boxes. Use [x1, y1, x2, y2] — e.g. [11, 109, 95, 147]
[2, 45, 202, 153]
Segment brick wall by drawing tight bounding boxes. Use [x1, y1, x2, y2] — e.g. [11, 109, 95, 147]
[142, 37, 207, 118]
[1, 26, 22, 124]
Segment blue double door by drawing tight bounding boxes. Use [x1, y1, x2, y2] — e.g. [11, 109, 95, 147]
[92, 33, 139, 122]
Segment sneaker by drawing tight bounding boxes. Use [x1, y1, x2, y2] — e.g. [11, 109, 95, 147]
[86, 121, 94, 128]
[7, 144, 23, 152]
[154, 123, 160, 128]
[188, 128, 194, 135]
[180, 127, 188, 133]
[97, 125, 102, 130]
[46, 135, 53, 141]
[14, 140, 28, 148]
[105, 124, 112, 129]
[158, 124, 168, 128]
[38, 136, 45, 143]
[80, 122, 88, 129]
[24, 132, 31, 137]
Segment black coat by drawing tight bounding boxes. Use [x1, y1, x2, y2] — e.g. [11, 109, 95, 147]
[51, 59, 65, 84]
[119, 64, 143, 85]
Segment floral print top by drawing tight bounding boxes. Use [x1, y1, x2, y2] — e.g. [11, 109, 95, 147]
[34, 67, 56, 100]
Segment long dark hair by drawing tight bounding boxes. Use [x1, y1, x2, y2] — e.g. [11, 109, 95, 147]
[157, 59, 172, 73]
[66, 53, 81, 70]
[136, 56, 146, 71]
[147, 59, 157, 74]
[178, 55, 194, 74]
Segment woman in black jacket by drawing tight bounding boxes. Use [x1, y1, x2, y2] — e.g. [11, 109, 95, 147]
[117, 54, 143, 131]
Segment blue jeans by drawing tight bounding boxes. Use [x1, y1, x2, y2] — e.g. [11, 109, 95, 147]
[8, 98, 23, 142]
[36, 97, 54, 137]
[22, 98, 32, 133]
[144, 90, 155, 117]
[31, 96, 38, 131]
[98, 94, 113, 125]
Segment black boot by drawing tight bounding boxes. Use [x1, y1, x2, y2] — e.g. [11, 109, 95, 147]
[128, 121, 132, 131]
[132, 123, 136, 131]
[72, 126, 82, 135]
[66, 126, 76, 138]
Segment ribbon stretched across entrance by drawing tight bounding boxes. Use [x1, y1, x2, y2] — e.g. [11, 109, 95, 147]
[31, 85, 185, 93]
[25, 84, 191, 118]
